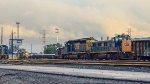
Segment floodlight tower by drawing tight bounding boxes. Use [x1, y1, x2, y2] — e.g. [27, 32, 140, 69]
[16, 22, 20, 39]
[55, 28, 59, 43]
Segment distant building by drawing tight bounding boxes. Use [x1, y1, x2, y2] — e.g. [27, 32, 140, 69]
[9, 39, 23, 59]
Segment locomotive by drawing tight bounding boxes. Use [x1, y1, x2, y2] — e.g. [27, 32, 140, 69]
[92, 34, 132, 60]
[57, 34, 133, 60]
[58, 37, 97, 59]
[0, 45, 9, 59]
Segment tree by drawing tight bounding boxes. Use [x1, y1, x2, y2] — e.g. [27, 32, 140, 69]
[17, 48, 27, 59]
[44, 43, 62, 54]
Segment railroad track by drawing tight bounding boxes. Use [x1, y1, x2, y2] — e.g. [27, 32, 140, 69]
[1, 59, 150, 67]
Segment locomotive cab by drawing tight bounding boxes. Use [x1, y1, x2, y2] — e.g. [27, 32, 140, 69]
[92, 34, 132, 60]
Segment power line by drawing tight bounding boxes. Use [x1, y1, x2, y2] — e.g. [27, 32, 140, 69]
[42, 30, 46, 45]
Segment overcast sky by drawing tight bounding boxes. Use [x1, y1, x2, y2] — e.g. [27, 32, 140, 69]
[0, 0, 150, 53]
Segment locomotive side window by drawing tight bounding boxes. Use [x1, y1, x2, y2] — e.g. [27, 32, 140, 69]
[98, 43, 101, 46]
[109, 43, 112, 47]
[104, 42, 108, 46]
[93, 43, 96, 47]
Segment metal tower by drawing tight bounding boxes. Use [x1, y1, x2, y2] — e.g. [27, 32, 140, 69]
[55, 28, 59, 43]
[127, 28, 132, 38]
[41, 30, 46, 54]
[16, 22, 20, 39]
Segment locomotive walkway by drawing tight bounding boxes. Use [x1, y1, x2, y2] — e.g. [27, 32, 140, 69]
[0, 64, 150, 82]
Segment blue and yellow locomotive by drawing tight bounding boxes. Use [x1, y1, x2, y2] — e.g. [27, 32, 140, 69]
[0, 45, 9, 59]
[58, 34, 133, 60]
[92, 34, 132, 60]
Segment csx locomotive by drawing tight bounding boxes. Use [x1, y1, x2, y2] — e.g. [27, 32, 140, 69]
[0, 45, 9, 59]
[57, 34, 134, 60]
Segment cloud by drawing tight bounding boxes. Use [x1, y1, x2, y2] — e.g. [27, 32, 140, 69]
[0, 0, 150, 52]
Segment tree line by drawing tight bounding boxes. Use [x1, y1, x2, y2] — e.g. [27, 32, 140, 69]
[44, 43, 62, 54]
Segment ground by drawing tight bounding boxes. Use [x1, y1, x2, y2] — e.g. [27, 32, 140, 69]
[0, 68, 149, 84]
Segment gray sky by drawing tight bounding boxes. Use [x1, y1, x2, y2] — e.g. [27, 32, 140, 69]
[0, 0, 150, 53]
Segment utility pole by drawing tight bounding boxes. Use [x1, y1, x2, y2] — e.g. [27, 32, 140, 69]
[55, 28, 59, 43]
[1, 27, 3, 44]
[11, 29, 14, 59]
[16, 22, 20, 39]
[31, 44, 32, 54]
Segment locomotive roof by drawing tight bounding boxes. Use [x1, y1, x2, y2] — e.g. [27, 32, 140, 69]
[67, 37, 97, 43]
[94, 40, 113, 43]
[0, 45, 8, 46]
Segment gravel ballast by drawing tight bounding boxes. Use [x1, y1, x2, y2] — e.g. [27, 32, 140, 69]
[0, 69, 149, 84]
[30, 64, 150, 73]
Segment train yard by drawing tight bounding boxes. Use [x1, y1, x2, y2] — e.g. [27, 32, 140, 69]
[1, 0, 150, 83]
[1, 32, 150, 83]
